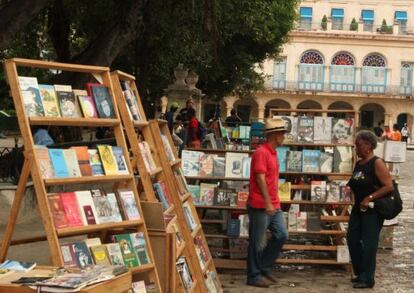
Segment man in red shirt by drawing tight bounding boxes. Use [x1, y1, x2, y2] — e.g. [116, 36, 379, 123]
[247, 118, 288, 288]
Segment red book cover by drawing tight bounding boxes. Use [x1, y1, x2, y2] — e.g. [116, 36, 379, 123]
[83, 206, 97, 225]
[60, 243, 77, 267]
[48, 194, 69, 229]
[160, 181, 173, 205]
[60, 192, 83, 227]
[237, 191, 249, 208]
[71, 146, 92, 176]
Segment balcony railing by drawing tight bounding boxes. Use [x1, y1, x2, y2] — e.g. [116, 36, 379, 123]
[360, 67, 387, 94]
[297, 64, 324, 91]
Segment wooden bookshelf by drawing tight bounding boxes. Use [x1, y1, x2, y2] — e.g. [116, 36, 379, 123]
[0, 58, 161, 290]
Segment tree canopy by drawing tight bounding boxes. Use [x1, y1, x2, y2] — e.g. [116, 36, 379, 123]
[0, 0, 297, 115]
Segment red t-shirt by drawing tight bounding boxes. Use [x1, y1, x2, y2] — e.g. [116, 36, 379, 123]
[247, 142, 280, 209]
[188, 117, 200, 140]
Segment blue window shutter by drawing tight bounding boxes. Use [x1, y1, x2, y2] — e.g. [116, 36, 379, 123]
[331, 8, 344, 18]
[300, 7, 313, 18]
[395, 11, 408, 21]
[361, 10, 374, 21]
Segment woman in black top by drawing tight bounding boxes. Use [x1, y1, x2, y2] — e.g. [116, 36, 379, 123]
[347, 131, 394, 289]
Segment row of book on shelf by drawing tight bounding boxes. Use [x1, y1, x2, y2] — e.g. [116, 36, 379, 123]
[48, 189, 140, 229]
[36, 145, 129, 179]
[19, 76, 145, 121]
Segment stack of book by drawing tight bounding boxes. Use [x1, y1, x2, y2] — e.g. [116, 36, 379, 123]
[182, 202, 198, 232]
[176, 256, 194, 292]
[189, 183, 248, 208]
[119, 80, 144, 122]
[153, 180, 174, 211]
[193, 235, 210, 270]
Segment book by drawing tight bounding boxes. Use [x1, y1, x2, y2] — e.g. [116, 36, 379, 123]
[297, 116, 314, 143]
[297, 211, 307, 232]
[337, 245, 350, 263]
[183, 202, 197, 231]
[18, 76, 44, 117]
[212, 157, 225, 177]
[340, 185, 352, 202]
[199, 183, 216, 206]
[105, 243, 125, 266]
[132, 281, 147, 293]
[276, 146, 290, 173]
[72, 241, 93, 268]
[288, 204, 300, 231]
[90, 245, 111, 265]
[182, 150, 202, 176]
[123, 89, 141, 121]
[106, 192, 123, 222]
[314, 116, 332, 143]
[0, 260, 36, 272]
[188, 185, 201, 205]
[225, 152, 249, 178]
[117, 189, 141, 220]
[333, 146, 353, 173]
[38, 84, 60, 117]
[48, 194, 69, 229]
[97, 145, 118, 175]
[227, 218, 241, 237]
[332, 118, 354, 145]
[63, 149, 82, 177]
[55, 84, 81, 117]
[130, 232, 150, 265]
[161, 134, 175, 161]
[75, 190, 99, 225]
[78, 95, 98, 118]
[84, 238, 102, 248]
[115, 234, 140, 267]
[237, 191, 249, 208]
[238, 214, 249, 237]
[90, 189, 114, 223]
[153, 182, 170, 210]
[86, 83, 116, 118]
[60, 243, 77, 267]
[241, 157, 251, 178]
[307, 211, 321, 231]
[49, 148, 69, 178]
[35, 146, 54, 178]
[71, 146, 93, 176]
[88, 149, 105, 176]
[302, 149, 321, 172]
[111, 146, 129, 174]
[59, 192, 83, 227]
[199, 154, 215, 177]
[213, 188, 230, 206]
[176, 257, 193, 292]
[72, 89, 89, 117]
[278, 181, 291, 201]
[274, 116, 297, 143]
[138, 141, 157, 173]
[286, 151, 302, 172]
[283, 212, 289, 230]
[228, 191, 238, 207]
[326, 182, 341, 202]
[384, 140, 407, 163]
[311, 181, 327, 202]
[319, 151, 333, 173]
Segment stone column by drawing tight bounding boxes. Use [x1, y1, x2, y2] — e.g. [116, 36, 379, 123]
[257, 106, 266, 122]
[384, 113, 392, 126]
[223, 96, 239, 116]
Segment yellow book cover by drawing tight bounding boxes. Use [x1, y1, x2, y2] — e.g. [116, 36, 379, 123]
[278, 181, 291, 202]
[91, 245, 111, 265]
[97, 145, 118, 175]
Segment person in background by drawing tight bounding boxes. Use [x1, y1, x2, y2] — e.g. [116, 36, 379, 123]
[401, 123, 410, 143]
[187, 108, 200, 148]
[33, 126, 54, 146]
[179, 98, 194, 125]
[165, 102, 179, 133]
[246, 118, 288, 288]
[347, 131, 393, 289]
[391, 124, 402, 141]
[381, 125, 393, 140]
[225, 109, 242, 127]
[373, 122, 384, 138]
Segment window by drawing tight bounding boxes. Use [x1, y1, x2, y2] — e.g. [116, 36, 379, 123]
[395, 11, 408, 34]
[330, 52, 356, 92]
[273, 58, 286, 89]
[361, 10, 374, 32]
[361, 54, 387, 94]
[299, 7, 312, 30]
[298, 51, 325, 91]
[331, 8, 344, 30]
[400, 63, 412, 96]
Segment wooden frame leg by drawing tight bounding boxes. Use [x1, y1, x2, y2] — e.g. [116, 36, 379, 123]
[0, 156, 33, 262]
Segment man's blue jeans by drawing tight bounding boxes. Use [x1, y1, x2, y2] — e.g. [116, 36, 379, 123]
[247, 206, 288, 283]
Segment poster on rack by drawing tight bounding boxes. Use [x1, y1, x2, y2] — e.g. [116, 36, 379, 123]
[384, 141, 406, 162]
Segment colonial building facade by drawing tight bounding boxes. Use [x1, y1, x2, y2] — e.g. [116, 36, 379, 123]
[212, 0, 414, 132]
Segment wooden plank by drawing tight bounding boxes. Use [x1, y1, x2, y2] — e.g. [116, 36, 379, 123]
[176, 242, 186, 258]
[191, 225, 202, 238]
[80, 271, 132, 293]
[321, 215, 350, 222]
[149, 167, 163, 177]
[213, 258, 347, 269]
[29, 117, 119, 127]
[163, 204, 175, 215]
[44, 174, 133, 186]
[112, 70, 136, 81]
[170, 159, 182, 167]
[205, 230, 346, 239]
[202, 258, 213, 274]
[210, 244, 338, 252]
[291, 184, 311, 190]
[130, 263, 156, 273]
[134, 121, 150, 128]
[57, 220, 144, 237]
[181, 192, 192, 203]
[186, 148, 253, 154]
[11, 58, 108, 73]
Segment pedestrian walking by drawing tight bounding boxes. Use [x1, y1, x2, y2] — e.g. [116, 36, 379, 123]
[401, 123, 410, 143]
[391, 124, 401, 141]
[246, 118, 288, 288]
[187, 108, 201, 148]
[225, 109, 242, 127]
[347, 130, 394, 289]
[165, 102, 179, 133]
[381, 125, 393, 140]
[373, 122, 384, 138]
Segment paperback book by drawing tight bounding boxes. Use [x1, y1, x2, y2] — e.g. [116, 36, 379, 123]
[311, 181, 327, 202]
[276, 146, 290, 172]
[91, 189, 114, 223]
[49, 148, 69, 178]
[333, 146, 353, 173]
[199, 154, 215, 177]
[60, 192, 83, 227]
[297, 116, 314, 143]
[88, 149, 105, 176]
[105, 243, 125, 266]
[38, 84, 60, 117]
[225, 152, 249, 178]
[319, 151, 333, 173]
[48, 194, 69, 229]
[199, 183, 216, 206]
[130, 232, 150, 265]
[111, 146, 129, 174]
[35, 146, 54, 178]
[63, 149, 82, 177]
[18, 76, 44, 117]
[212, 157, 225, 177]
[97, 145, 118, 175]
[302, 149, 321, 172]
[71, 146, 93, 176]
[86, 83, 116, 118]
[286, 151, 302, 172]
[313, 116, 332, 143]
[182, 150, 202, 176]
[78, 95, 98, 118]
[55, 84, 81, 117]
[332, 118, 354, 145]
[115, 234, 140, 267]
[117, 189, 141, 220]
[75, 190, 99, 225]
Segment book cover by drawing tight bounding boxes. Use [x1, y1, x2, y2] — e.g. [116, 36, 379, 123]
[181, 150, 202, 176]
[213, 188, 230, 206]
[307, 211, 321, 231]
[78, 95, 98, 118]
[49, 148, 69, 178]
[72, 241, 93, 268]
[35, 146, 54, 178]
[132, 281, 147, 293]
[302, 149, 321, 172]
[183, 202, 197, 231]
[278, 181, 291, 202]
[60, 243, 77, 267]
[228, 191, 238, 207]
[117, 189, 141, 220]
[213, 157, 225, 177]
[276, 146, 290, 173]
[333, 146, 353, 173]
[311, 181, 327, 202]
[59, 192, 83, 227]
[18, 76, 44, 117]
[55, 85, 80, 117]
[384, 140, 407, 163]
[237, 191, 249, 208]
[199, 154, 215, 177]
[332, 118, 354, 145]
[111, 146, 129, 174]
[48, 194, 69, 229]
[138, 141, 157, 173]
[326, 183, 341, 202]
[105, 243, 125, 266]
[86, 83, 116, 118]
[123, 89, 141, 121]
[238, 214, 249, 237]
[297, 116, 314, 143]
[97, 145, 118, 175]
[63, 149, 82, 177]
[314, 116, 332, 143]
[161, 134, 176, 161]
[106, 192, 123, 222]
[227, 218, 241, 237]
[153, 182, 170, 210]
[340, 186, 352, 202]
[159, 181, 173, 205]
[319, 151, 333, 173]
[90, 189, 114, 223]
[38, 84, 60, 117]
[199, 183, 216, 206]
[70, 146, 93, 176]
[84, 238, 102, 248]
[225, 152, 249, 178]
[115, 234, 140, 267]
[90, 245, 111, 265]
[130, 232, 150, 265]
[174, 173, 187, 195]
[288, 204, 300, 231]
[286, 151, 302, 172]
[75, 190, 99, 225]
[176, 257, 193, 291]
[88, 149, 104, 176]
[297, 211, 307, 232]
[241, 157, 251, 178]
[72, 89, 88, 117]
[187, 184, 200, 205]
[286, 116, 298, 143]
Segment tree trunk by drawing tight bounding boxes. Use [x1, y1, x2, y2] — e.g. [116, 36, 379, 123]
[48, 0, 71, 62]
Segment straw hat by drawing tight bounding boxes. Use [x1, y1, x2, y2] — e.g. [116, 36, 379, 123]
[264, 118, 287, 134]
